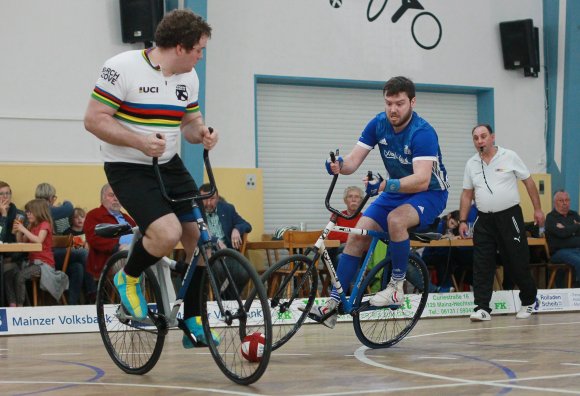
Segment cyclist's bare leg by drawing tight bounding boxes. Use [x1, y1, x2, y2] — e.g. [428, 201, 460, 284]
[370, 204, 420, 306]
[180, 221, 200, 262]
[179, 220, 211, 346]
[386, 203, 420, 242]
[142, 213, 183, 258]
[114, 213, 182, 319]
[342, 216, 382, 256]
[305, 216, 384, 327]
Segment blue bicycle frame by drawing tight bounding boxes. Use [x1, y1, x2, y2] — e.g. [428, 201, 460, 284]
[311, 220, 389, 314]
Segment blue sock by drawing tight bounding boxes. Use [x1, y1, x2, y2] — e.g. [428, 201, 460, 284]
[389, 239, 410, 281]
[330, 253, 360, 302]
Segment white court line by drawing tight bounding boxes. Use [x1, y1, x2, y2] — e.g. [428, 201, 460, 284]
[275, 353, 311, 356]
[354, 347, 580, 395]
[41, 353, 83, 356]
[562, 363, 580, 367]
[0, 381, 270, 396]
[491, 359, 529, 363]
[405, 320, 580, 340]
[352, 320, 580, 395]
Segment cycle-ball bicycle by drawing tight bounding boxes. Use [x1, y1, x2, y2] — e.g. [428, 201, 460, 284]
[262, 161, 440, 350]
[95, 148, 272, 385]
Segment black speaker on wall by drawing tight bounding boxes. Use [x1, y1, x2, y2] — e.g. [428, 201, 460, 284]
[120, 0, 164, 44]
[499, 19, 540, 77]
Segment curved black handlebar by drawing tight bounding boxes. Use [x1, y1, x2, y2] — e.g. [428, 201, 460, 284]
[324, 150, 373, 220]
[152, 128, 217, 203]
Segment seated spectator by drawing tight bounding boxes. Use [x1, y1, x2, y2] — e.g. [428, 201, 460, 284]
[421, 205, 477, 292]
[327, 186, 364, 268]
[198, 184, 251, 293]
[65, 208, 88, 248]
[36, 183, 90, 305]
[84, 184, 136, 279]
[64, 207, 96, 304]
[199, 183, 252, 251]
[14, 199, 68, 305]
[0, 181, 26, 306]
[545, 190, 580, 287]
[421, 210, 460, 292]
[35, 182, 73, 235]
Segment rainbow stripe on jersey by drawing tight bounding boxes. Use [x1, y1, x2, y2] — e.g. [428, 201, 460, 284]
[91, 87, 199, 128]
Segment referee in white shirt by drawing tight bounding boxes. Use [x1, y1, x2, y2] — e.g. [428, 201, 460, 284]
[459, 124, 545, 321]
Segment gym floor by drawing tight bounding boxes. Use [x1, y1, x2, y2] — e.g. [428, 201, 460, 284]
[1, 312, 579, 395]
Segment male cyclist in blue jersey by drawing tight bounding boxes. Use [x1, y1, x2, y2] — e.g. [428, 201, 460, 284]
[307, 76, 449, 328]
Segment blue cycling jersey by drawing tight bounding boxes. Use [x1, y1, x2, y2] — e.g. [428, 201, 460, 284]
[358, 111, 449, 191]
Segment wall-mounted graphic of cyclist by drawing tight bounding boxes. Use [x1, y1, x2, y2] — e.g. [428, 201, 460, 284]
[329, 0, 442, 50]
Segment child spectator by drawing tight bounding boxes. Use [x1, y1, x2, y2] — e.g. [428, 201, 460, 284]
[65, 207, 88, 248]
[14, 199, 68, 305]
[64, 207, 96, 303]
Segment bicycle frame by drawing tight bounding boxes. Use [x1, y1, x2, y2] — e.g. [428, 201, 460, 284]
[107, 145, 222, 328]
[307, 220, 389, 315]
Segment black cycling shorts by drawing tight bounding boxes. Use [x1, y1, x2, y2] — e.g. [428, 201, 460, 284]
[104, 154, 198, 233]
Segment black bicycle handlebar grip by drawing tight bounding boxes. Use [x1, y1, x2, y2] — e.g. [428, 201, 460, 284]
[330, 151, 335, 163]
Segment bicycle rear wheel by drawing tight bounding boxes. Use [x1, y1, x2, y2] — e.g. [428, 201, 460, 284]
[200, 248, 272, 385]
[96, 250, 166, 375]
[261, 254, 318, 350]
[353, 253, 429, 348]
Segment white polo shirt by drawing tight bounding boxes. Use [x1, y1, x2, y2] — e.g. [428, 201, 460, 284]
[462, 146, 530, 213]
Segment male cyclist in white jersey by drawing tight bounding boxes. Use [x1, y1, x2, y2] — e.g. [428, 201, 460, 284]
[84, 10, 218, 347]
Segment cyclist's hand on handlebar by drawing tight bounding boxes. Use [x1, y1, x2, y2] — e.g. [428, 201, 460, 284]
[202, 126, 218, 150]
[364, 172, 384, 197]
[325, 156, 343, 175]
[143, 133, 166, 157]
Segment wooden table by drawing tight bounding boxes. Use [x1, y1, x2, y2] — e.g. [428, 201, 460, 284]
[0, 243, 42, 306]
[0, 243, 42, 253]
[410, 237, 550, 290]
[246, 239, 341, 268]
[246, 239, 340, 250]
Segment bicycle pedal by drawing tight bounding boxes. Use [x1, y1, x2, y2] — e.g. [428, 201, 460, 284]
[353, 301, 371, 314]
[306, 312, 324, 324]
[149, 311, 169, 334]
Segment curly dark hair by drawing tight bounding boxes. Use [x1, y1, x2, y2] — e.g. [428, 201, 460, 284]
[382, 76, 416, 100]
[155, 9, 212, 50]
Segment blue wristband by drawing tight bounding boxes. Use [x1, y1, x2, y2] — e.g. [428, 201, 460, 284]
[386, 179, 401, 192]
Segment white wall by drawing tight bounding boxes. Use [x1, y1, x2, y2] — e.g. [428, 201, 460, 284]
[0, 0, 141, 163]
[1, 0, 546, 173]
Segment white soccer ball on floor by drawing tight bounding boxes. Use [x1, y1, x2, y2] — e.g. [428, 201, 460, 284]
[240, 332, 265, 362]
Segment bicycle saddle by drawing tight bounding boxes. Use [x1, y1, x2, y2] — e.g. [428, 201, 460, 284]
[95, 223, 133, 238]
[410, 232, 442, 242]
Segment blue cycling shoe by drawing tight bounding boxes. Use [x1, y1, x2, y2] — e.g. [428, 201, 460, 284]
[113, 269, 148, 320]
[182, 316, 221, 348]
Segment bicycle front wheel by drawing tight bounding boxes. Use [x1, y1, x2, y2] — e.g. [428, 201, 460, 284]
[96, 250, 166, 375]
[200, 248, 272, 385]
[261, 254, 318, 350]
[353, 254, 429, 348]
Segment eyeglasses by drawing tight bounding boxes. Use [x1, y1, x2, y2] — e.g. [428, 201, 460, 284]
[0, 191, 12, 196]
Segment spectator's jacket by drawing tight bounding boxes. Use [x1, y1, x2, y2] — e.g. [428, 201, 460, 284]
[545, 209, 580, 254]
[84, 204, 136, 278]
[207, 201, 252, 249]
[0, 203, 25, 260]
